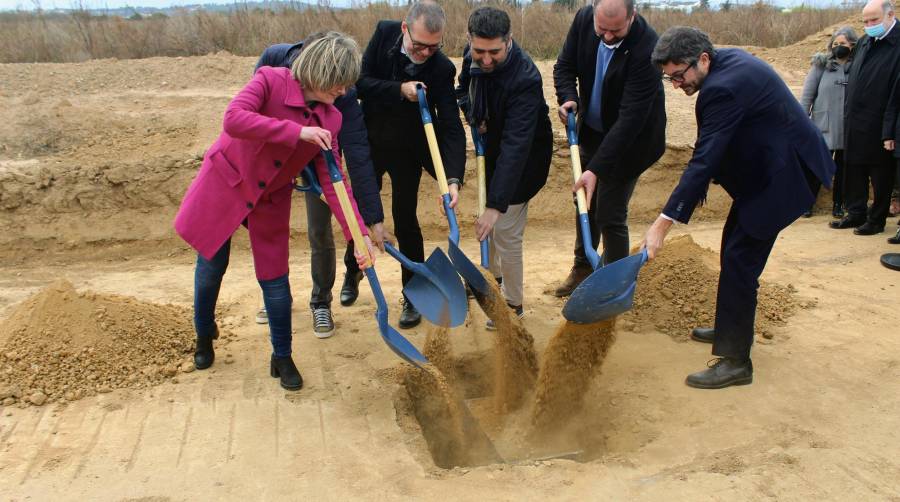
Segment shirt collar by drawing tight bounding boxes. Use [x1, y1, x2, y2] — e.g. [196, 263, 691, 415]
[878, 18, 897, 40]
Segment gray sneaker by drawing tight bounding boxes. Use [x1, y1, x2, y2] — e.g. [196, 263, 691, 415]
[311, 304, 335, 339]
[486, 304, 525, 331]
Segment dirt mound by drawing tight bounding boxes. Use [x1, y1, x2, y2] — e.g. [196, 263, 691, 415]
[624, 235, 798, 341]
[0, 280, 198, 407]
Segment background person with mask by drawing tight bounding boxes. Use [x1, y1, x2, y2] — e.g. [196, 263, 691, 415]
[830, 0, 900, 236]
[799, 26, 857, 218]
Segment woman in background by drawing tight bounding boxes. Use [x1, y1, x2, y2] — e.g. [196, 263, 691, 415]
[174, 32, 373, 391]
[800, 26, 857, 218]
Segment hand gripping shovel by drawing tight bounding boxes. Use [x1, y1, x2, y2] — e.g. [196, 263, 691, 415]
[299, 161, 466, 328]
[560, 112, 647, 323]
[321, 150, 428, 367]
[471, 126, 490, 268]
[415, 84, 490, 300]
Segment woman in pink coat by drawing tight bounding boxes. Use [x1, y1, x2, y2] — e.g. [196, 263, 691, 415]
[174, 32, 373, 391]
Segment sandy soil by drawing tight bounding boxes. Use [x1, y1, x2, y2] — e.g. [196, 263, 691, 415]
[1, 19, 899, 500]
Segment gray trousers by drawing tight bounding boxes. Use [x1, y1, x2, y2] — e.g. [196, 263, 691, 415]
[304, 192, 346, 308]
[488, 202, 529, 307]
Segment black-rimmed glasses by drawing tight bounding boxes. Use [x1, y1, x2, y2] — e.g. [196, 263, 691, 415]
[662, 61, 697, 83]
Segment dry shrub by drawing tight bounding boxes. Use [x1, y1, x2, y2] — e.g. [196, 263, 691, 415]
[0, 1, 854, 64]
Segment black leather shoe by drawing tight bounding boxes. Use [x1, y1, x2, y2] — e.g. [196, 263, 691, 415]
[829, 216, 864, 229]
[832, 203, 844, 219]
[339, 270, 363, 306]
[690, 327, 715, 343]
[194, 325, 219, 370]
[685, 357, 753, 389]
[270, 355, 303, 390]
[553, 264, 593, 297]
[398, 297, 421, 329]
[888, 228, 900, 244]
[853, 222, 884, 235]
[881, 253, 900, 271]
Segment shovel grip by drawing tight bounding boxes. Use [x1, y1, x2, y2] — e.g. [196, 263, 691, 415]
[472, 126, 489, 268]
[417, 84, 450, 196]
[566, 113, 590, 218]
[323, 150, 371, 268]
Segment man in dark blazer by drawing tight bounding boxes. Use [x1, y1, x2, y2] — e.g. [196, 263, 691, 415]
[356, 1, 467, 328]
[253, 34, 386, 338]
[643, 27, 835, 389]
[831, 0, 900, 235]
[552, 0, 666, 297]
[456, 7, 553, 327]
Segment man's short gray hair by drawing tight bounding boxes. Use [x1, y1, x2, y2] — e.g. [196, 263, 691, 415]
[406, 1, 446, 33]
[882, 0, 895, 15]
[651, 26, 715, 67]
[593, 0, 635, 17]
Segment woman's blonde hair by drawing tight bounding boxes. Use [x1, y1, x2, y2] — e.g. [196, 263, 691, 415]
[292, 31, 361, 93]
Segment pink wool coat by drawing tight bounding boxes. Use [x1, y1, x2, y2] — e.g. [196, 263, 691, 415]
[174, 66, 366, 280]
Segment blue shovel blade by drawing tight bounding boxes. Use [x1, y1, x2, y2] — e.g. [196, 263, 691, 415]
[562, 249, 648, 324]
[365, 267, 428, 367]
[447, 241, 489, 297]
[403, 248, 468, 328]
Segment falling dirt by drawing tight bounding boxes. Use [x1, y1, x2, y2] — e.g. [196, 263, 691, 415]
[529, 319, 618, 436]
[0, 279, 199, 407]
[624, 235, 799, 341]
[475, 267, 538, 415]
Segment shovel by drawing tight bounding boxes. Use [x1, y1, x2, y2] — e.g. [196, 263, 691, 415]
[471, 126, 490, 268]
[321, 149, 428, 367]
[415, 84, 490, 300]
[299, 162, 467, 328]
[560, 112, 647, 324]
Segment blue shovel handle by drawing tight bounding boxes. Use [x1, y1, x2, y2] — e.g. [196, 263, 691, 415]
[416, 84, 432, 125]
[565, 111, 601, 270]
[294, 163, 324, 198]
[566, 110, 579, 146]
[471, 126, 489, 268]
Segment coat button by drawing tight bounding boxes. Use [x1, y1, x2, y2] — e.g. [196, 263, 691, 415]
[246, 202, 253, 209]
[258, 180, 266, 189]
[303, 112, 310, 118]
[273, 160, 282, 168]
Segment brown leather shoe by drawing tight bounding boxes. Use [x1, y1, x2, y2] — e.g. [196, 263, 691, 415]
[552, 264, 593, 297]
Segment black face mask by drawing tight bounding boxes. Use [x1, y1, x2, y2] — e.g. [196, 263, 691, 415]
[832, 45, 851, 59]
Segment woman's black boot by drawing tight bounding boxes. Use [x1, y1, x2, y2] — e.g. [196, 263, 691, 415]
[194, 326, 218, 370]
[270, 354, 303, 391]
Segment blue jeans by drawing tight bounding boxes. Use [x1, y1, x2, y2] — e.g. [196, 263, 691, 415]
[194, 239, 294, 357]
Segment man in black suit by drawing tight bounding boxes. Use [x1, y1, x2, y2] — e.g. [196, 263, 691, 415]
[830, 0, 900, 235]
[356, 1, 467, 328]
[643, 27, 835, 389]
[552, 0, 666, 297]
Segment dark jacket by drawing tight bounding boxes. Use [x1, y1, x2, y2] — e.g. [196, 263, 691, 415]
[663, 49, 836, 240]
[844, 21, 900, 164]
[456, 42, 552, 212]
[255, 42, 384, 226]
[357, 21, 466, 181]
[553, 8, 666, 181]
[885, 73, 900, 159]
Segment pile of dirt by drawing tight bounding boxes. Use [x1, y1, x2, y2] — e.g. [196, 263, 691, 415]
[0, 280, 199, 407]
[624, 235, 798, 341]
[530, 319, 618, 436]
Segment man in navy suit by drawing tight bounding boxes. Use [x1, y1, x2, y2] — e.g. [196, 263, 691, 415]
[642, 27, 835, 389]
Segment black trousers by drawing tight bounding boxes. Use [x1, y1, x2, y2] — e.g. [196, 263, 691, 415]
[844, 152, 896, 226]
[573, 125, 639, 268]
[711, 207, 778, 361]
[345, 147, 428, 287]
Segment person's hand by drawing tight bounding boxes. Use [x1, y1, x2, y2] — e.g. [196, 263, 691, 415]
[299, 126, 332, 150]
[558, 101, 578, 123]
[884, 139, 895, 151]
[354, 235, 376, 270]
[475, 208, 501, 241]
[640, 215, 674, 260]
[400, 81, 426, 102]
[438, 183, 460, 216]
[573, 170, 597, 207]
[368, 222, 386, 252]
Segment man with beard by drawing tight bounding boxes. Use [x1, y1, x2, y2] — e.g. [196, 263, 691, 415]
[643, 27, 835, 389]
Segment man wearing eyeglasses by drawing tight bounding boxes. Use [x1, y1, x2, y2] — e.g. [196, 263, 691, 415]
[643, 27, 835, 389]
[356, 0, 466, 328]
[551, 0, 666, 298]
